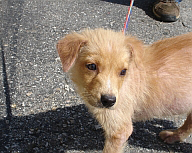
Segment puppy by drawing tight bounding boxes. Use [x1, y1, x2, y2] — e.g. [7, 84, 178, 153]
[57, 28, 192, 153]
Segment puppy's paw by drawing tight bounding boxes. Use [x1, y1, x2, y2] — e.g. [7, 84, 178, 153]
[159, 129, 182, 144]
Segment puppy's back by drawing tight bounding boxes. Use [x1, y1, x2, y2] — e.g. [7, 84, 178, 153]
[146, 32, 192, 71]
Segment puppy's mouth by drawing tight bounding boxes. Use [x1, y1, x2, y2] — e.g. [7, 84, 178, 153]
[84, 92, 117, 109]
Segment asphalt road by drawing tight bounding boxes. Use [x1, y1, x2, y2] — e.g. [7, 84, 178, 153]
[0, 0, 192, 152]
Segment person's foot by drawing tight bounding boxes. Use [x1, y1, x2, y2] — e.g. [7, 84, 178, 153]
[153, 0, 180, 22]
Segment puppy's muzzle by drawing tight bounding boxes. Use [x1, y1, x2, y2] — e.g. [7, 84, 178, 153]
[101, 94, 116, 108]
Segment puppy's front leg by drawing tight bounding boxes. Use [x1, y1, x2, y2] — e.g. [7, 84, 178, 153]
[102, 122, 133, 153]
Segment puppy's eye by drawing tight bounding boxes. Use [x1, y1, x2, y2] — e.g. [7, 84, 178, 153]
[86, 63, 97, 70]
[120, 69, 127, 76]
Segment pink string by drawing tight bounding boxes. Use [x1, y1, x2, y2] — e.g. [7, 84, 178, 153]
[123, 0, 134, 34]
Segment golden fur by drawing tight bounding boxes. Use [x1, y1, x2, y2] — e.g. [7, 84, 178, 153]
[57, 28, 192, 153]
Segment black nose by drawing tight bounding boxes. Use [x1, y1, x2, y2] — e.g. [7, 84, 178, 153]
[101, 94, 116, 108]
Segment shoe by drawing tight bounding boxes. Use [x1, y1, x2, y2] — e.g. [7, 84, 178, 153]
[153, 0, 180, 22]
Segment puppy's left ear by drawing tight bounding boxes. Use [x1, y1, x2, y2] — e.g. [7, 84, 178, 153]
[57, 32, 87, 72]
[125, 36, 145, 68]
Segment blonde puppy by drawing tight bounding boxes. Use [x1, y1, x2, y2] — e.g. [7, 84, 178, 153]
[57, 29, 192, 153]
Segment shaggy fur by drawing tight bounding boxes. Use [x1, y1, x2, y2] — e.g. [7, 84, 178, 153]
[57, 28, 192, 153]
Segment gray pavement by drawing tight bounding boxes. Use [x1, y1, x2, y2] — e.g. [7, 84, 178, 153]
[0, 0, 192, 152]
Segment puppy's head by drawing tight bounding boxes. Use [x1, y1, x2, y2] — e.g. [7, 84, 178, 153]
[57, 29, 143, 109]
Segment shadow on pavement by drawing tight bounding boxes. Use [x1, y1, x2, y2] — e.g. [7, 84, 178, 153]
[0, 104, 192, 153]
[0, 104, 104, 153]
[131, 119, 192, 153]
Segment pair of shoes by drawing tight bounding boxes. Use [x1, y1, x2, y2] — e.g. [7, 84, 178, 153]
[153, 0, 180, 22]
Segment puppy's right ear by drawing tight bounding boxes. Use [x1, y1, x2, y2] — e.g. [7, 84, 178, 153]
[57, 33, 87, 72]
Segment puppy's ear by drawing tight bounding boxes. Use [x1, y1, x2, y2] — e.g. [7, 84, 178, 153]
[57, 33, 87, 72]
[125, 36, 145, 68]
